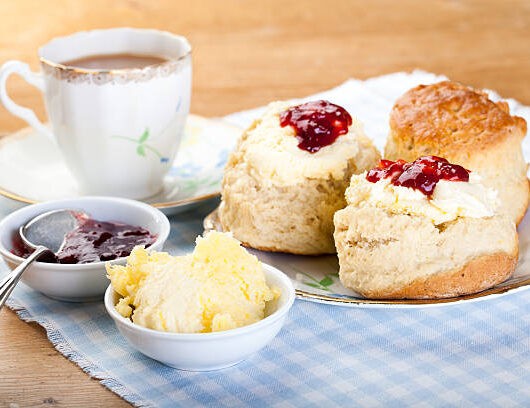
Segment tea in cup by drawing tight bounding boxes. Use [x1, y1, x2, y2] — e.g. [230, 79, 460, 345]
[0, 28, 192, 199]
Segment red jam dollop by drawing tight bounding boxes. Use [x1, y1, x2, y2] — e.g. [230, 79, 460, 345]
[279, 100, 352, 153]
[366, 155, 470, 196]
[12, 218, 157, 264]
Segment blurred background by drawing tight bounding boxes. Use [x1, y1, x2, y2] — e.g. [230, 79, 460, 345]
[0, 1, 529, 406]
[1, 0, 529, 133]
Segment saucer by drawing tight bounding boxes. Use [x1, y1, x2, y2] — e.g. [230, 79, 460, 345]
[0, 115, 241, 214]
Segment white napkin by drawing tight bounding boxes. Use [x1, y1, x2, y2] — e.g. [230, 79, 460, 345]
[223, 70, 530, 160]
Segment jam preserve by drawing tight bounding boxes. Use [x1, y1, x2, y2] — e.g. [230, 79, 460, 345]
[12, 217, 157, 264]
[279, 100, 352, 153]
[366, 156, 470, 196]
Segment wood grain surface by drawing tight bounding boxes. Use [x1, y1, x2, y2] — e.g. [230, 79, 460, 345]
[0, 0, 529, 406]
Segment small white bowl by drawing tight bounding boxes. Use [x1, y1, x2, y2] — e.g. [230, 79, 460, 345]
[105, 262, 295, 371]
[0, 196, 170, 302]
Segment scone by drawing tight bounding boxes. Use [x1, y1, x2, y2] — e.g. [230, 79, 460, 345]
[385, 81, 528, 224]
[334, 156, 518, 299]
[219, 100, 380, 255]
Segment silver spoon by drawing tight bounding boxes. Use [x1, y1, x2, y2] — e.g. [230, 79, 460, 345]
[0, 209, 86, 310]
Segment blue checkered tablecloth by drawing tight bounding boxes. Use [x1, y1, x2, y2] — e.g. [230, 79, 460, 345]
[3, 72, 530, 407]
[3, 196, 530, 408]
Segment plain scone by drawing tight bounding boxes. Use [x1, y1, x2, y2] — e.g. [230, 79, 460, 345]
[219, 102, 380, 255]
[334, 205, 518, 299]
[385, 81, 529, 224]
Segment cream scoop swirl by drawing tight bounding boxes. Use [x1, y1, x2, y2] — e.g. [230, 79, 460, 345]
[240, 101, 375, 185]
[346, 172, 499, 225]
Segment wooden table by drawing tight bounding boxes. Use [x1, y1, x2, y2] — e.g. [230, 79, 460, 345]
[0, 0, 529, 406]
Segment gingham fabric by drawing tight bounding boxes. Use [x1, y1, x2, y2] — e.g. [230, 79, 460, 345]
[3, 71, 530, 407]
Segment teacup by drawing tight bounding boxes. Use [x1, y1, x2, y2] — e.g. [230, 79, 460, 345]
[0, 28, 192, 199]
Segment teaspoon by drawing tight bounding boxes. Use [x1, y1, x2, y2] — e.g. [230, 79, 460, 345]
[0, 209, 86, 310]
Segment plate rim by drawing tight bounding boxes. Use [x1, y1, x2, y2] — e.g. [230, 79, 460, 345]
[0, 117, 227, 209]
[204, 207, 530, 307]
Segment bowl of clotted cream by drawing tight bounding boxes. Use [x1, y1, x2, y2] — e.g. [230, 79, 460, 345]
[104, 231, 295, 371]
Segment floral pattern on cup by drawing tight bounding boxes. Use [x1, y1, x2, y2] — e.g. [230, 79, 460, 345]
[112, 129, 169, 163]
[0, 28, 192, 199]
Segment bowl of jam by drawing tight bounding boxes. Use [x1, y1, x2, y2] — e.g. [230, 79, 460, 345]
[0, 197, 170, 302]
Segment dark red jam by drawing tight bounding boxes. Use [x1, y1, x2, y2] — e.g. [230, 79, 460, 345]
[279, 100, 352, 153]
[366, 156, 470, 196]
[12, 217, 156, 264]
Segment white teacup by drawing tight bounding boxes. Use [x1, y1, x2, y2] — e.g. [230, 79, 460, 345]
[0, 28, 191, 199]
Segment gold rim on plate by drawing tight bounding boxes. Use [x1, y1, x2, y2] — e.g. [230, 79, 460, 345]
[0, 125, 221, 209]
[0, 187, 220, 209]
[203, 208, 530, 306]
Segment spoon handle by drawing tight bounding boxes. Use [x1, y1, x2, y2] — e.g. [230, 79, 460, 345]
[0, 246, 49, 310]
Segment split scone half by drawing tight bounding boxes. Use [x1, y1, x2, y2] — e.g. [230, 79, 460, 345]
[385, 81, 528, 224]
[334, 156, 518, 299]
[219, 100, 380, 255]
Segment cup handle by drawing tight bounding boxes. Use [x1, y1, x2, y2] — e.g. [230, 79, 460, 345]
[0, 60, 54, 142]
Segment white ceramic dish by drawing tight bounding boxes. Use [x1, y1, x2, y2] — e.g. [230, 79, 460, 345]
[0, 114, 241, 215]
[205, 207, 530, 308]
[0, 197, 170, 302]
[104, 262, 295, 371]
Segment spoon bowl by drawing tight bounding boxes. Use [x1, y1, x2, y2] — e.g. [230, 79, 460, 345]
[20, 209, 85, 254]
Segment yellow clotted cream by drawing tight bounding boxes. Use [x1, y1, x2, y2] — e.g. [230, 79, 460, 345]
[106, 232, 279, 333]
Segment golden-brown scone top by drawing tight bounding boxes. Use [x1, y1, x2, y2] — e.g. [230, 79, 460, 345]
[388, 81, 527, 159]
[386, 81, 529, 224]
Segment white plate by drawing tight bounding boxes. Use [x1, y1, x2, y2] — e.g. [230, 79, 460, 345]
[204, 208, 530, 308]
[204, 72, 530, 308]
[0, 114, 241, 215]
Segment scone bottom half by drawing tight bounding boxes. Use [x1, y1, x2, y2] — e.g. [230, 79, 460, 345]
[219, 100, 381, 255]
[333, 156, 519, 300]
[385, 80, 529, 225]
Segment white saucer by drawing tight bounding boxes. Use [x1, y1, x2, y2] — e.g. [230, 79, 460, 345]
[0, 115, 241, 215]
